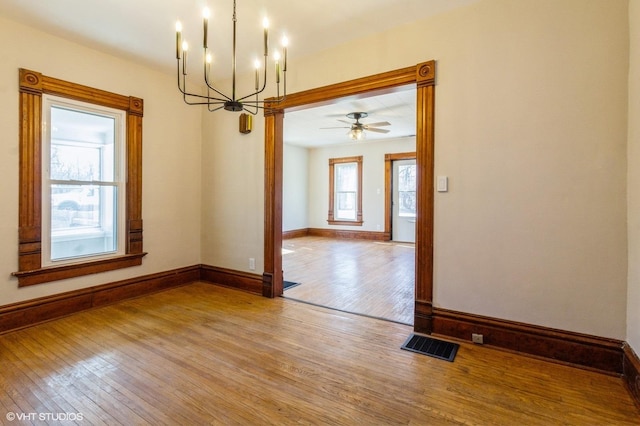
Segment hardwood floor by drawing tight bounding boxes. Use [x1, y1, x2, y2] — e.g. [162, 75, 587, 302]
[282, 236, 415, 324]
[1, 283, 637, 425]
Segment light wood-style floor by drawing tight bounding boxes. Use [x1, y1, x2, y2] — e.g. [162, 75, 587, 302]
[1, 283, 638, 425]
[283, 236, 415, 324]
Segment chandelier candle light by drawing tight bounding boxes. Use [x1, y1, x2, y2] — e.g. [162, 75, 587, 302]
[175, 0, 288, 114]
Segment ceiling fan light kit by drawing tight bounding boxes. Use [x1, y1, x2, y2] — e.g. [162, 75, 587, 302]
[322, 111, 391, 141]
[174, 0, 289, 115]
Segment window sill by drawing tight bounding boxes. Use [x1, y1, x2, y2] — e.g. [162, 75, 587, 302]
[327, 220, 364, 226]
[12, 252, 147, 287]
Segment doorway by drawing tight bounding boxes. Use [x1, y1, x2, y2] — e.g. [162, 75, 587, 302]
[263, 61, 436, 333]
[392, 158, 417, 243]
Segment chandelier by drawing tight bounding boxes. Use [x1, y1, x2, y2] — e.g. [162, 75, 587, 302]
[175, 0, 288, 114]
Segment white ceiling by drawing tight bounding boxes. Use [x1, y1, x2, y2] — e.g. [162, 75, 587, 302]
[284, 87, 416, 148]
[0, 0, 476, 147]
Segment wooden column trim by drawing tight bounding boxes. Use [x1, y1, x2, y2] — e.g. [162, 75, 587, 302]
[18, 69, 44, 272]
[414, 61, 436, 333]
[263, 107, 284, 298]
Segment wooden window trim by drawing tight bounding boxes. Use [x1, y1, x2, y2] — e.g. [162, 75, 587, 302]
[328, 156, 363, 226]
[13, 68, 146, 287]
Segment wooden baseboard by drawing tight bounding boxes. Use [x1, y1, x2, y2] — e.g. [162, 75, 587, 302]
[284, 227, 390, 241]
[200, 264, 263, 295]
[307, 228, 390, 241]
[0, 265, 200, 334]
[431, 307, 624, 375]
[283, 228, 309, 239]
[623, 343, 640, 408]
[2, 261, 639, 409]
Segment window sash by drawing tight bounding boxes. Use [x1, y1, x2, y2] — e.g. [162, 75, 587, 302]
[42, 95, 127, 266]
[328, 156, 363, 225]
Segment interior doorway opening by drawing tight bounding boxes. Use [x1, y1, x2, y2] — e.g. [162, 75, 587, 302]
[263, 61, 436, 333]
[279, 87, 417, 323]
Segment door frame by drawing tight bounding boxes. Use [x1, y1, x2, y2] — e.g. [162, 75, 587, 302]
[385, 152, 417, 242]
[263, 61, 436, 333]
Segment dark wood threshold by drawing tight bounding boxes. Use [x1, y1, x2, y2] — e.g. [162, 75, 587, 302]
[431, 307, 625, 376]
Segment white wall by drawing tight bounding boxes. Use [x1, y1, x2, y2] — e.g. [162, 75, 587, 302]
[283, 144, 309, 232]
[2, 0, 634, 345]
[200, 109, 265, 273]
[0, 16, 202, 305]
[307, 138, 415, 231]
[201, 0, 630, 339]
[627, 0, 640, 352]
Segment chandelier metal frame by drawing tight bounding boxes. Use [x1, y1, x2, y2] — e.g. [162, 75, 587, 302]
[175, 0, 287, 114]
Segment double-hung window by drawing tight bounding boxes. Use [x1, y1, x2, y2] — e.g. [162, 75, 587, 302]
[42, 96, 126, 264]
[14, 68, 145, 287]
[328, 156, 363, 226]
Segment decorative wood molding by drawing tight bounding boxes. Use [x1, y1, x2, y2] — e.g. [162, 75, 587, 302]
[416, 61, 436, 87]
[623, 343, 640, 408]
[12, 253, 147, 287]
[0, 266, 199, 334]
[264, 60, 436, 314]
[15, 68, 145, 286]
[263, 110, 284, 298]
[414, 61, 436, 332]
[200, 265, 263, 295]
[267, 66, 419, 110]
[432, 307, 625, 375]
[414, 299, 433, 333]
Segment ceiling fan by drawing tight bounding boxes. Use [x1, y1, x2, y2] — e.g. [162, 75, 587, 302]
[322, 112, 391, 140]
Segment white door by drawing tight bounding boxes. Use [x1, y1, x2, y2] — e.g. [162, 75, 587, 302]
[392, 159, 416, 243]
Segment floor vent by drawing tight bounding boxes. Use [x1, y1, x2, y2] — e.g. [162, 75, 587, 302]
[283, 281, 301, 290]
[401, 334, 459, 362]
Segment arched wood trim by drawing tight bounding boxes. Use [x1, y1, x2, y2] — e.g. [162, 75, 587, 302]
[264, 61, 435, 333]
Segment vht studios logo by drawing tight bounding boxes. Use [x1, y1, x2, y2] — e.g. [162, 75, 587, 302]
[6, 412, 84, 422]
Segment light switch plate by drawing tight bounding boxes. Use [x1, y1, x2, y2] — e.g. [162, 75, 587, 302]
[437, 176, 448, 192]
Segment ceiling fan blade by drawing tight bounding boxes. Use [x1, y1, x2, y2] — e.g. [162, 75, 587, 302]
[365, 127, 390, 134]
[337, 119, 353, 125]
[320, 126, 350, 129]
[364, 121, 391, 127]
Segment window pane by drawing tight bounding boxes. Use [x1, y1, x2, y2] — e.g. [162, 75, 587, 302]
[51, 184, 117, 261]
[398, 164, 416, 217]
[336, 163, 357, 192]
[46, 100, 122, 263]
[51, 106, 115, 182]
[337, 192, 356, 219]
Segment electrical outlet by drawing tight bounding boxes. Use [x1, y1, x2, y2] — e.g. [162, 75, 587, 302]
[249, 258, 255, 270]
[472, 333, 484, 344]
